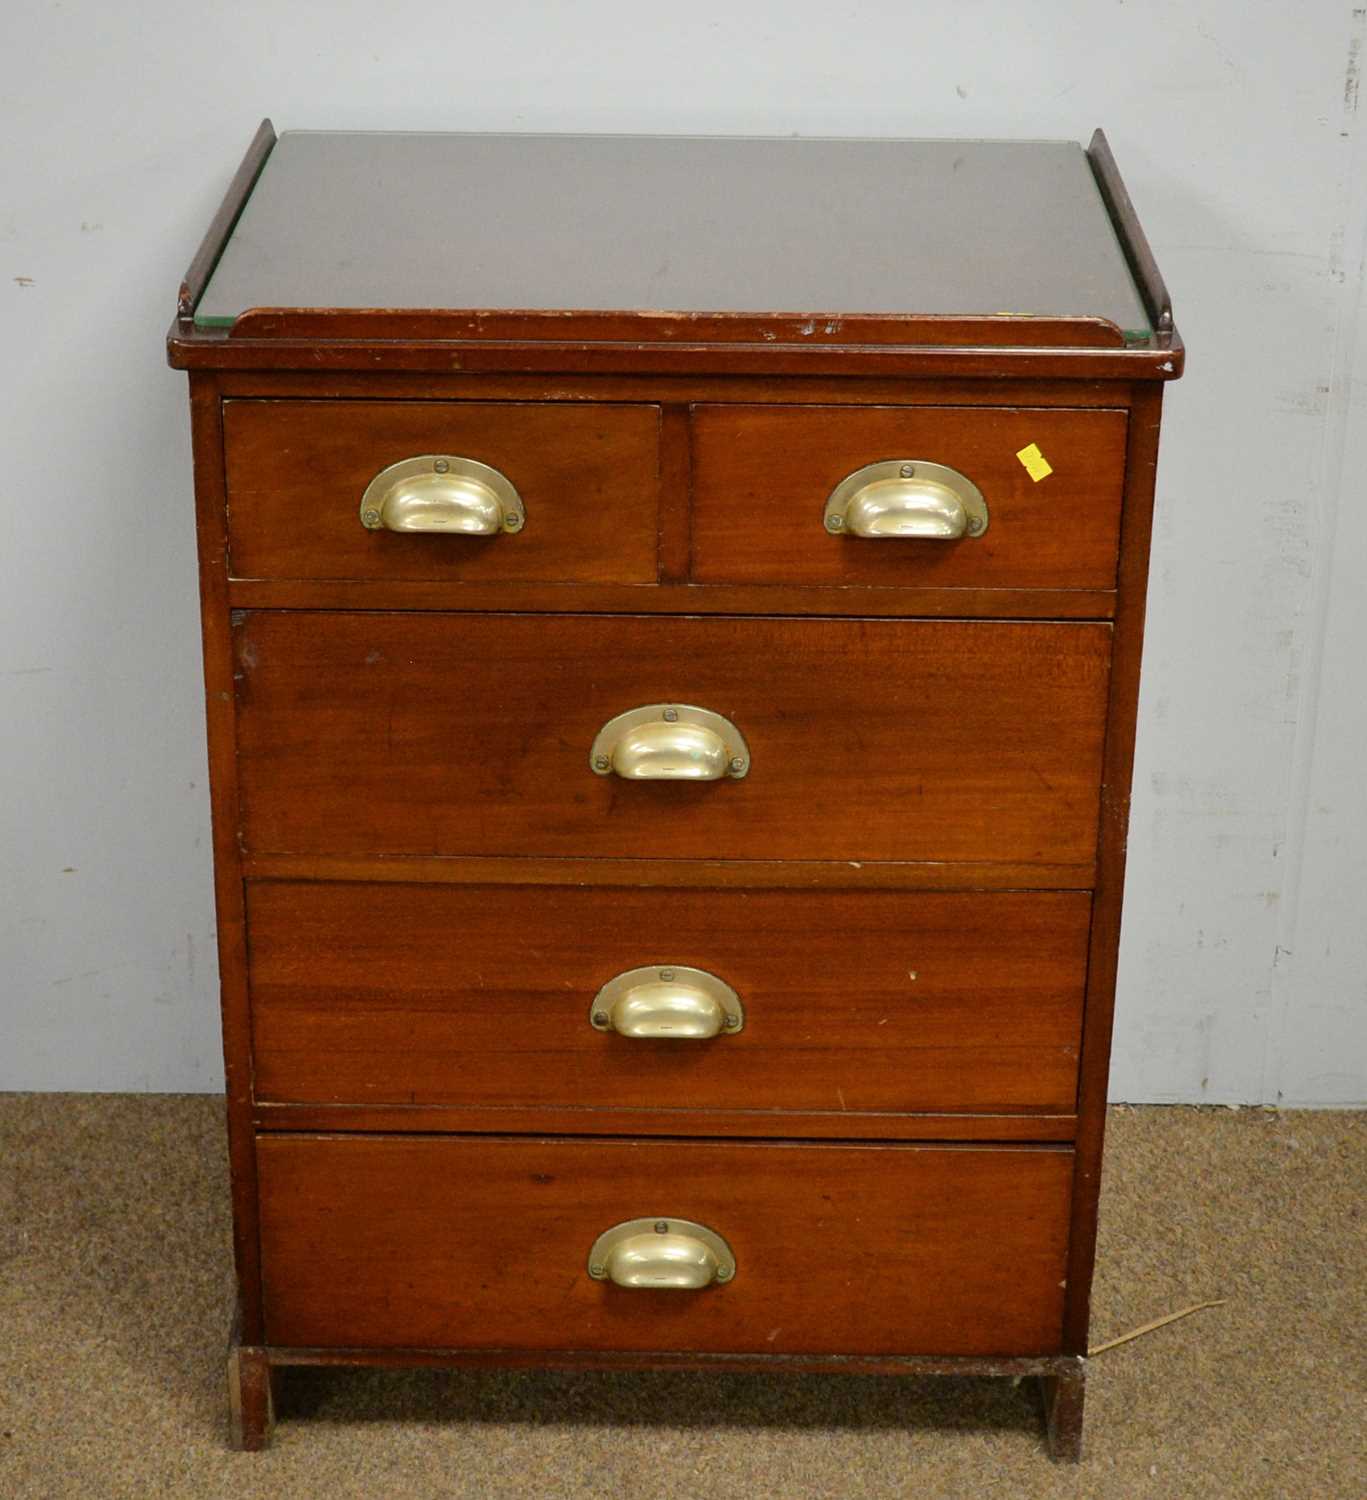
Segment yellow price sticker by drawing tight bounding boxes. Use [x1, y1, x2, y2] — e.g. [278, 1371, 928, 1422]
[1016, 442, 1053, 482]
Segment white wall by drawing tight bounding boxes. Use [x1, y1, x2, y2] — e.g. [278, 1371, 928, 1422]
[3, 2, 1364, 1103]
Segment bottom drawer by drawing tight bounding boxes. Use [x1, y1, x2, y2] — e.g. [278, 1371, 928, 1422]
[257, 1136, 1072, 1356]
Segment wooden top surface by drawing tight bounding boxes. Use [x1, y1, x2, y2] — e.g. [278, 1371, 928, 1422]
[193, 132, 1151, 338]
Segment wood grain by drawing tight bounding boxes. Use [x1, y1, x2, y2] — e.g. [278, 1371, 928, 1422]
[250, 1102, 1077, 1143]
[226, 577, 1117, 620]
[657, 404, 692, 583]
[179, 120, 276, 322]
[226, 1305, 277, 1451]
[234, 612, 1112, 865]
[187, 374, 264, 1342]
[168, 324, 1183, 381]
[1088, 131, 1172, 334]
[223, 400, 660, 584]
[223, 308, 1129, 347]
[168, 124, 1182, 1457]
[241, 853, 1096, 891]
[1039, 1358, 1087, 1462]
[246, 884, 1090, 1115]
[1063, 382, 1166, 1352]
[268, 1347, 1083, 1379]
[692, 404, 1127, 589]
[212, 369, 1141, 409]
[257, 1135, 1073, 1355]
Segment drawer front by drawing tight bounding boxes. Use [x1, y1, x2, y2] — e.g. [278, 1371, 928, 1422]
[223, 400, 661, 583]
[249, 884, 1089, 1115]
[257, 1135, 1072, 1354]
[691, 405, 1127, 589]
[235, 613, 1111, 865]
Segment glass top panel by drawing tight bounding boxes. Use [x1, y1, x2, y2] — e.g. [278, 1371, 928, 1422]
[195, 132, 1151, 339]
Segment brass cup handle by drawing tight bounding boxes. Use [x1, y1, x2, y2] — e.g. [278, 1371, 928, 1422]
[590, 704, 750, 780]
[359, 454, 525, 535]
[590, 966, 745, 1039]
[823, 460, 988, 539]
[588, 1218, 737, 1290]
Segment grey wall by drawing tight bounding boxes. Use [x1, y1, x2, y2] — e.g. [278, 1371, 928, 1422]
[3, 2, 1364, 1103]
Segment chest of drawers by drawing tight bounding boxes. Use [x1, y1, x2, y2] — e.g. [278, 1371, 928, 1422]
[168, 124, 1182, 1461]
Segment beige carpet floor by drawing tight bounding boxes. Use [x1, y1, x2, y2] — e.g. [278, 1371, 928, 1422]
[0, 1097, 1362, 1499]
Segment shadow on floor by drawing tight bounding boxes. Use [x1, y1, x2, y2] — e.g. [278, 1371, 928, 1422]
[279, 1365, 1043, 1439]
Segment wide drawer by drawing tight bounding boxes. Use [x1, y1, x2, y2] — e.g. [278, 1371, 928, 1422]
[222, 400, 661, 583]
[257, 1135, 1073, 1354]
[234, 613, 1111, 865]
[691, 405, 1127, 589]
[248, 884, 1089, 1115]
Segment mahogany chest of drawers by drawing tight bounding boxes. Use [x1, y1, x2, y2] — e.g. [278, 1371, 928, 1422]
[168, 124, 1182, 1460]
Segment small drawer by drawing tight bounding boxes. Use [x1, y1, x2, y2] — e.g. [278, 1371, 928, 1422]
[248, 884, 1089, 1116]
[691, 404, 1127, 589]
[234, 612, 1111, 866]
[222, 400, 661, 583]
[257, 1135, 1072, 1354]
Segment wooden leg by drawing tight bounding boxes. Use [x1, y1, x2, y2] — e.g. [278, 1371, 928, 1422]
[227, 1317, 278, 1451]
[1038, 1358, 1086, 1462]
